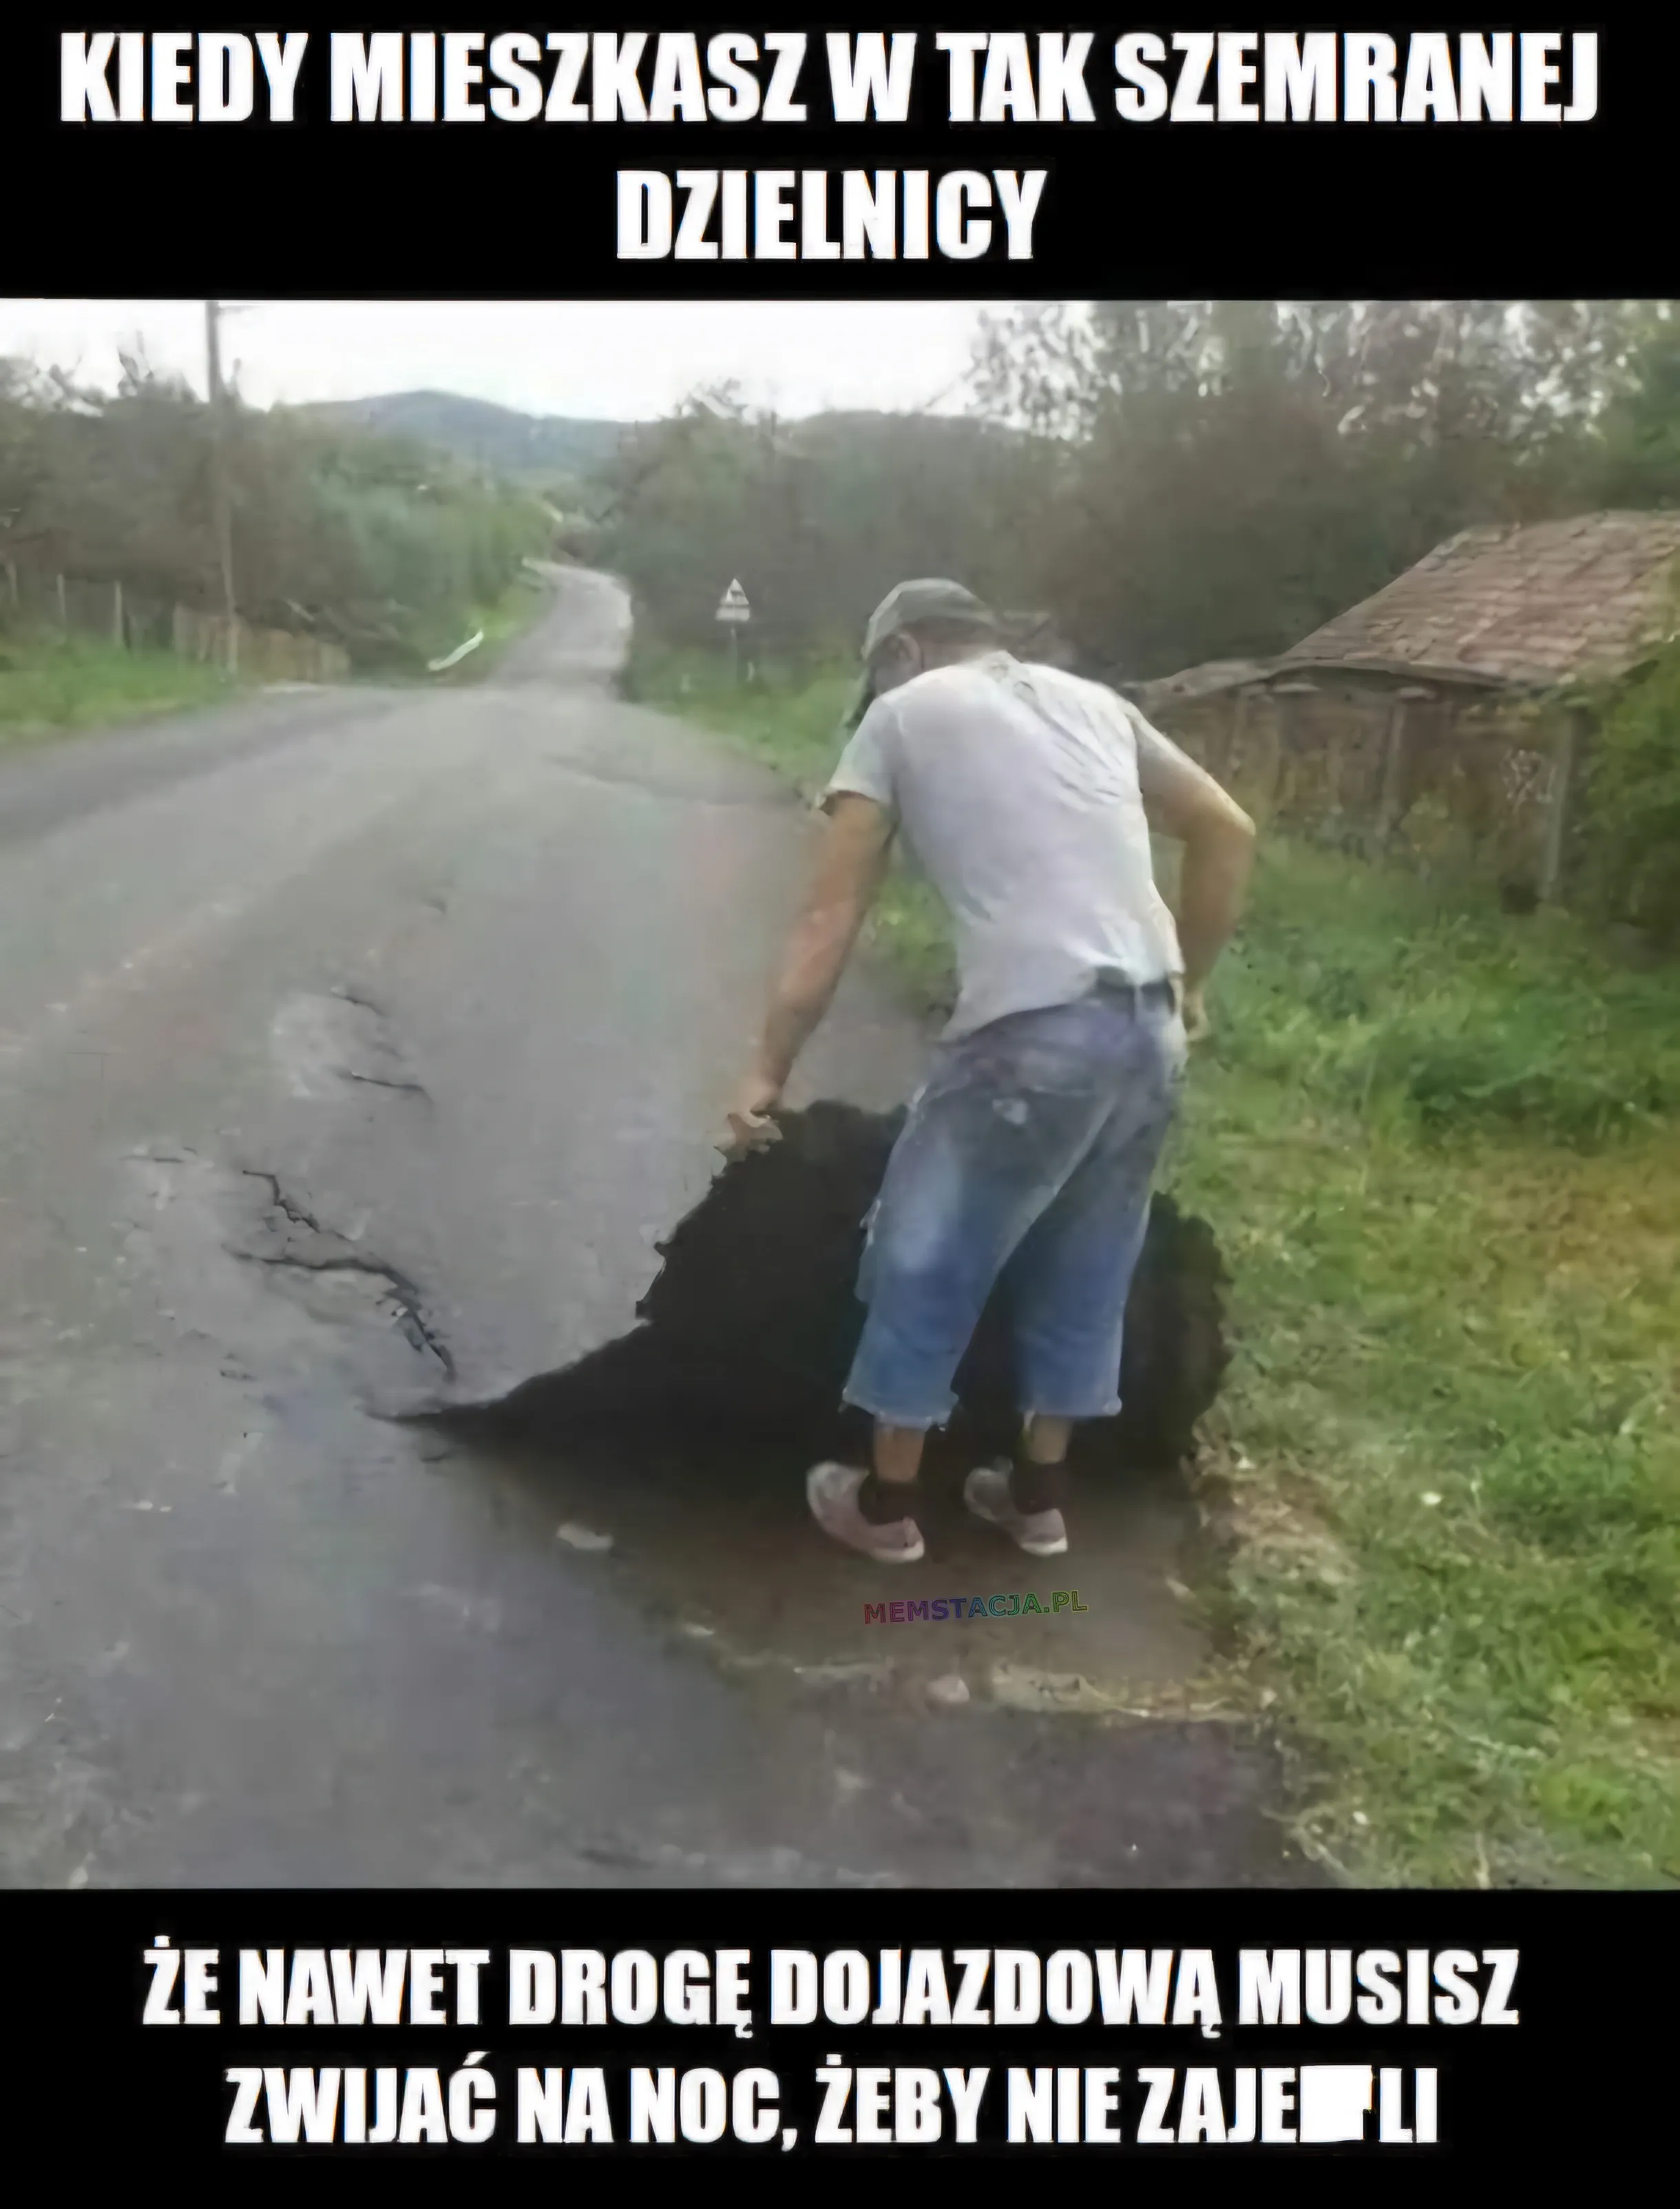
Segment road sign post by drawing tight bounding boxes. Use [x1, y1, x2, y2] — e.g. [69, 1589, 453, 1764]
[715, 578, 750, 684]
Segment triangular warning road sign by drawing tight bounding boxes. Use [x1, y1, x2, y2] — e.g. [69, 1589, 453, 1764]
[720, 578, 750, 607]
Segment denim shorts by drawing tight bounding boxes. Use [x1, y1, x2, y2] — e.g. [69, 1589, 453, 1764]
[843, 990, 1186, 1430]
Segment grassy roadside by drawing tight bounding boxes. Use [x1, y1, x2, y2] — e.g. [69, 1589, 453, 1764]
[627, 643, 960, 1007]
[428, 567, 555, 684]
[0, 566, 552, 747]
[0, 627, 237, 748]
[638, 644, 1680, 1891]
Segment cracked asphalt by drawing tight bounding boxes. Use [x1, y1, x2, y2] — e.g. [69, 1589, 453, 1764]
[0, 567, 1310, 1889]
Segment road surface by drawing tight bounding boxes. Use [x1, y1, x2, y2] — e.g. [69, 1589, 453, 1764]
[0, 569, 1304, 1887]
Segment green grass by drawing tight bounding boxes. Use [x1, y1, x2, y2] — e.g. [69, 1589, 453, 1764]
[0, 574, 552, 737]
[427, 569, 555, 684]
[639, 645, 1680, 1891]
[627, 642, 856, 788]
[0, 626, 235, 744]
[1173, 856, 1680, 1888]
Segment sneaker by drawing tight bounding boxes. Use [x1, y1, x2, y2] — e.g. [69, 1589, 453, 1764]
[806, 1463, 925, 1564]
[963, 1463, 1069, 1558]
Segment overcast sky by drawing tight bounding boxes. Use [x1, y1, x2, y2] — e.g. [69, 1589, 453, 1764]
[0, 299, 994, 421]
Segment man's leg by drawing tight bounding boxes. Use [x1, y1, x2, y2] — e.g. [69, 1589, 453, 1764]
[966, 1003, 1181, 1553]
[1014, 1414, 1073, 1511]
[808, 1025, 1109, 1561]
[956, 1410, 1074, 1556]
[860, 1421, 927, 1520]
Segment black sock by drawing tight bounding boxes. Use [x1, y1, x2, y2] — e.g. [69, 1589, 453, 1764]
[1009, 1457, 1065, 1516]
[859, 1471, 917, 1525]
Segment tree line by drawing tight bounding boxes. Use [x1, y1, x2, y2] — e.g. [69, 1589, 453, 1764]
[597, 303, 1679, 680]
[587, 388, 1054, 669]
[594, 301, 1680, 936]
[0, 350, 549, 668]
[972, 300, 1679, 677]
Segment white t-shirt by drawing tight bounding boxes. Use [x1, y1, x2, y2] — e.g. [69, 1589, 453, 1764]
[826, 651, 1184, 1041]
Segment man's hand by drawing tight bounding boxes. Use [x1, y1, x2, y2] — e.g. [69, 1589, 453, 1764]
[1179, 981, 1210, 1044]
[720, 1070, 784, 1158]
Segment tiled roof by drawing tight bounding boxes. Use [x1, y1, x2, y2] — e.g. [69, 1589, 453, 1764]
[1149, 658, 1270, 700]
[1125, 658, 1271, 711]
[1277, 511, 1680, 687]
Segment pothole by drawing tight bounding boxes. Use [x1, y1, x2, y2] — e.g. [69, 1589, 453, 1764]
[423, 1101, 1229, 1473]
[417, 1102, 1232, 1711]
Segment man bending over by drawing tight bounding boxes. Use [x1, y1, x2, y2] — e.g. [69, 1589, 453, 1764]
[724, 580, 1256, 1563]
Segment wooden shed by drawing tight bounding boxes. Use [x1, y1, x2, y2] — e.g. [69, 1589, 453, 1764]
[1135, 512, 1680, 897]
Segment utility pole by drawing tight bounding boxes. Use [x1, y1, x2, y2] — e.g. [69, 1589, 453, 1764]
[204, 300, 238, 676]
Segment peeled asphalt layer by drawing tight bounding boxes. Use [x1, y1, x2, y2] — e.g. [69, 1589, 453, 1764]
[0, 567, 1310, 1887]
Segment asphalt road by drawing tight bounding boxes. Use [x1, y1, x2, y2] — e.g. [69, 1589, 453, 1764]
[0, 569, 1305, 1888]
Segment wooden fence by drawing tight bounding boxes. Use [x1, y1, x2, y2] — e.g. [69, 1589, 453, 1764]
[1144, 671, 1586, 902]
[170, 604, 349, 683]
[1, 561, 348, 684]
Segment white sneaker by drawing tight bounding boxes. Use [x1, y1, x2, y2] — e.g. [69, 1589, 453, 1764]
[806, 1463, 925, 1563]
[963, 1463, 1069, 1558]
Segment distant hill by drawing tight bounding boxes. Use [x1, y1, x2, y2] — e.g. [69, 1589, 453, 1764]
[289, 391, 631, 487]
[781, 408, 1014, 443]
[282, 395, 1045, 525]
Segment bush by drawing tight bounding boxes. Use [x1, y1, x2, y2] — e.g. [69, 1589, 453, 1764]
[1217, 843, 1680, 1148]
[1582, 631, 1680, 942]
[0, 359, 551, 676]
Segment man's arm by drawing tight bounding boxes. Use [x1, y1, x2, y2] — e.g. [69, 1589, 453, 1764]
[724, 793, 895, 1148]
[1129, 709, 1257, 1027]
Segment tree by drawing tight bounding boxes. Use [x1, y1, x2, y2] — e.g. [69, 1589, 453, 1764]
[1594, 306, 1680, 507]
[0, 357, 548, 664]
[594, 390, 1052, 664]
[969, 301, 1658, 676]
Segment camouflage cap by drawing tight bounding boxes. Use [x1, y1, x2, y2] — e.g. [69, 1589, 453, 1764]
[842, 578, 998, 731]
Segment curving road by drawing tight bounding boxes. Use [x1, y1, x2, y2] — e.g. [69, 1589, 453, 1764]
[0, 568, 1303, 1888]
